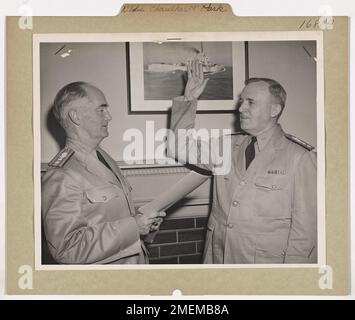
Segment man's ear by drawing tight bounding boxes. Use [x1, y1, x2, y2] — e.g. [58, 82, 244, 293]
[68, 109, 80, 126]
[271, 104, 282, 118]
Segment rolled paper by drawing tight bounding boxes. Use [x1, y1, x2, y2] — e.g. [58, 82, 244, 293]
[139, 171, 210, 244]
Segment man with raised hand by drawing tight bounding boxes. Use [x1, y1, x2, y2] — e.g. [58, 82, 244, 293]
[167, 61, 317, 264]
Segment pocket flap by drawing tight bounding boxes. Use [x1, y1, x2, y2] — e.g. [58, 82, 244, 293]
[255, 234, 288, 256]
[85, 185, 121, 203]
[255, 177, 283, 190]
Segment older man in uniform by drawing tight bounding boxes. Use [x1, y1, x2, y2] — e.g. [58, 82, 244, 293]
[42, 81, 164, 264]
[167, 61, 317, 264]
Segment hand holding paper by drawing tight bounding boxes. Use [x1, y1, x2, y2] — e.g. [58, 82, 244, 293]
[134, 210, 166, 236]
[138, 171, 210, 243]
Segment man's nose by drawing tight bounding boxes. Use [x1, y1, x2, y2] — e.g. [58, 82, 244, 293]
[239, 101, 248, 112]
[105, 110, 112, 121]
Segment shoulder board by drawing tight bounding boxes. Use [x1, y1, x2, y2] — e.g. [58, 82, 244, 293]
[285, 134, 314, 151]
[48, 147, 75, 168]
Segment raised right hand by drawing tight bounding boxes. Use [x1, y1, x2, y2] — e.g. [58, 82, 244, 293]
[184, 59, 209, 101]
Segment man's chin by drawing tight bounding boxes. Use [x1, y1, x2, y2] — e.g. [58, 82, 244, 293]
[240, 125, 253, 135]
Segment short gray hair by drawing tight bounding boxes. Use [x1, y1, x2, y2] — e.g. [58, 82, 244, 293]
[52, 81, 89, 127]
[245, 78, 287, 117]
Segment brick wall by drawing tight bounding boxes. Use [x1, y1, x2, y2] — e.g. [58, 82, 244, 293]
[147, 216, 208, 264]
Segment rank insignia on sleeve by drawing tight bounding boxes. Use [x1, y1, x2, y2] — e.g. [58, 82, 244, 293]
[48, 147, 74, 168]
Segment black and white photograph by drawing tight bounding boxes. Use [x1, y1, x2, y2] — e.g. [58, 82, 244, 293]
[129, 41, 246, 112]
[34, 33, 324, 269]
[141, 41, 234, 100]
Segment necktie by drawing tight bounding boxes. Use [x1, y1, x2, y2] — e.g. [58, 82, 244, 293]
[245, 136, 257, 170]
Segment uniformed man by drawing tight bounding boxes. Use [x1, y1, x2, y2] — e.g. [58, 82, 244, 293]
[167, 61, 317, 264]
[42, 81, 165, 264]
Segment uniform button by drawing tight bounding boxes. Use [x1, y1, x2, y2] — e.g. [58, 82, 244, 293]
[232, 200, 239, 207]
[240, 181, 246, 186]
[102, 196, 107, 201]
[227, 223, 233, 228]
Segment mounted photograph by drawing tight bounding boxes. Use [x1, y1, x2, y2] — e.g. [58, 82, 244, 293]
[32, 32, 324, 270]
[5, 5, 349, 296]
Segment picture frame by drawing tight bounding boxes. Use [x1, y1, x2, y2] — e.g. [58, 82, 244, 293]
[128, 41, 247, 113]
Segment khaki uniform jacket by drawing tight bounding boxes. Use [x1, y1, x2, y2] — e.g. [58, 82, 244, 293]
[168, 97, 317, 264]
[42, 141, 147, 264]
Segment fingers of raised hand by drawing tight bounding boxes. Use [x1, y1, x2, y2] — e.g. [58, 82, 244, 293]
[187, 60, 192, 78]
[192, 60, 198, 79]
[198, 61, 203, 79]
[191, 59, 203, 83]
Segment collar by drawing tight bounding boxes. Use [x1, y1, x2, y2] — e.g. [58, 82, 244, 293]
[66, 138, 98, 165]
[67, 139, 119, 185]
[255, 124, 278, 151]
[235, 124, 287, 151]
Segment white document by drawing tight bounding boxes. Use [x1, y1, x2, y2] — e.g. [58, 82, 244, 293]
[138, 171, 210, 243]
[139, 171, 210, 214]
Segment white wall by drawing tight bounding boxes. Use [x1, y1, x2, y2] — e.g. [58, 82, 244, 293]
[40, 42, 235, 162]
[248, 40, 317, 147]
[40, 40, 317, 162]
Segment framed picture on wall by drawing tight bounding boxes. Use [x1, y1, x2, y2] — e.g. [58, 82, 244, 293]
[128, 41, 247, 113]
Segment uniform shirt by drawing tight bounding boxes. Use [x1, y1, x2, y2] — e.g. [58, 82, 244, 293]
[167, 97, 317, 264]
[42, 139, 147, 264]
[239, 126, 275, 175]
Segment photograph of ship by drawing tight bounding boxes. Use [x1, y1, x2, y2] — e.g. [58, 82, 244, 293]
[142, 42, 234, 100]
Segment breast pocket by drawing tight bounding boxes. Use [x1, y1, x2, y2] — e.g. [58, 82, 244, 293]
[84, 184, 131, 222]
[254, 176, 291, 218]
[85, 184, 121, 203]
